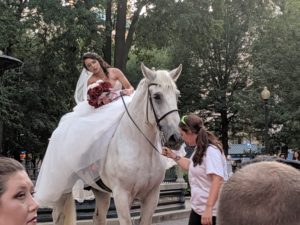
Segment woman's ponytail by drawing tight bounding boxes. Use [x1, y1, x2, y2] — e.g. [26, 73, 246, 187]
[193, 127, 208, 166]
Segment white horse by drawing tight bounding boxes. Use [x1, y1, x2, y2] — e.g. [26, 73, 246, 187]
[53, 63, 182, 225]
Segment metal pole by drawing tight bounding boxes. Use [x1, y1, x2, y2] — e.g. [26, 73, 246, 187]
[264, 100, 269, 154]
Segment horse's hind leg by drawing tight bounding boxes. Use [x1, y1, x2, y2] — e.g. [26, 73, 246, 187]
[92, 188, 111, 225]
[52, 192, 76, 225]
[139, 186, 161, 225]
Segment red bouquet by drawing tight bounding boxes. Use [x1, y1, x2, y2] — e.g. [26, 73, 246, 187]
[87, 80, 113, 108]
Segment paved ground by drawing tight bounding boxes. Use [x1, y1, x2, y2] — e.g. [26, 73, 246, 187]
[38, 198, 191, 225]
[151, 198, 190, 225]
[153, 217, 189, 225]
[38, 212, 190, 225]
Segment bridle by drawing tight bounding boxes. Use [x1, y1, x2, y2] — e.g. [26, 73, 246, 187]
[120, 83, 178, 152]
[146, 83, 178, 130]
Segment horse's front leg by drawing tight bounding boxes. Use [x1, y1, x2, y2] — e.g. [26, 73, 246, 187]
[139, 185, 161, 225]
[113, 188, 134, 225]
[92, 188, 111, 225]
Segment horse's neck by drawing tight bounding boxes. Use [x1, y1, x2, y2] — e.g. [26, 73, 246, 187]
[118, 88, 160, 150]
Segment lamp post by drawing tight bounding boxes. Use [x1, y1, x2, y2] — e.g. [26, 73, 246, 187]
[261, 86, 270, 154]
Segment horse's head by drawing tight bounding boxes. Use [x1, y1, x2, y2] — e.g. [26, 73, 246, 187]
[140, 63, 183, 150]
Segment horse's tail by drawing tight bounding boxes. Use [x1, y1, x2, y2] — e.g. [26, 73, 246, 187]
[63, 193, 76, 225]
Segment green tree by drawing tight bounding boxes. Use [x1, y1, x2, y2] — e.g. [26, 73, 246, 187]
[0, 0, 31, 158]
[0, 0, 107, 159]
[136, 0, 283, 154]
[251, 0, 300, 149]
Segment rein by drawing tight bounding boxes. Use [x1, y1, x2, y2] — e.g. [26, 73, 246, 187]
[120, 83, 178, 153]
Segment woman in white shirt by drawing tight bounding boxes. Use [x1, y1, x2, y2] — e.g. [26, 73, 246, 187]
[162, 114, 228, 225]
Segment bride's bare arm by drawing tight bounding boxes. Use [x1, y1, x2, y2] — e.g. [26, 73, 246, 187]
[109, 68, 134, 95]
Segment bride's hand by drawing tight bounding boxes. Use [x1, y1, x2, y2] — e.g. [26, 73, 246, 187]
[121, 88, 134, 96]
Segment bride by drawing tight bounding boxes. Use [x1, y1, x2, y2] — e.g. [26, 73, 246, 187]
[35, 52, 134, 208]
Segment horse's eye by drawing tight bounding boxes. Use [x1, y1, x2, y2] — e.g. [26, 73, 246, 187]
[153, 93, 161, 100]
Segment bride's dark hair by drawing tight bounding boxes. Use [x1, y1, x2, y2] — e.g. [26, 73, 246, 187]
[179, 114, 223, 166]
[82, 52, 111, 75]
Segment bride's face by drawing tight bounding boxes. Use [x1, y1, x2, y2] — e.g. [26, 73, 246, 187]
[84, 58, 102, 74]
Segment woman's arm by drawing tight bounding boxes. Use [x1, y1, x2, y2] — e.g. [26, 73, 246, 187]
[110, 68, 134, 95]
[201, 174, 224, 225]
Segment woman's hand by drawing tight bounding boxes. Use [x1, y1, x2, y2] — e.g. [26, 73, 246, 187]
[163, 146, 190, 170]
[201, 206, 213, 225]
[162, 147, 177, 159]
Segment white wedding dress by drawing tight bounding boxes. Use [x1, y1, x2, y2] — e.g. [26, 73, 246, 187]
[35, 77, 133, 208]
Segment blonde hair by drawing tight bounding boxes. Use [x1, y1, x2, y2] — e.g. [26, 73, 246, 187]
[0, 157, 25, 196]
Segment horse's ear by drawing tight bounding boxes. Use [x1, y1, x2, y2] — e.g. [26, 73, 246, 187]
[141, 63, 156, 81]
[169, 64, 182, 81]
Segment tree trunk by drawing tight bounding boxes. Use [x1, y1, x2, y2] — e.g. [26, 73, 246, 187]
[0, 121, 3, 155]
[114, 0, 127, 71]
[114, 1, 145, 72]
[103, 0, 112, 64]
[124, 4, 143, 70]
[220, 110, 229, 156]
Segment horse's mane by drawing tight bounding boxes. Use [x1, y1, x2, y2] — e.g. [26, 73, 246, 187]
[137, 70, 178, 91]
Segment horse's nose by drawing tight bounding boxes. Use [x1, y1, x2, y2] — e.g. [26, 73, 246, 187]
[169, 132, 181, 143]
[167, 133, 183, 150]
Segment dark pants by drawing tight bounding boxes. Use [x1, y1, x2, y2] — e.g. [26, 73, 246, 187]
[188, 209, 217, 225]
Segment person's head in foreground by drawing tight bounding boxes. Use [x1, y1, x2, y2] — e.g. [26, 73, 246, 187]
[0, 157, 39, 225]
[217, 161, 300, 225]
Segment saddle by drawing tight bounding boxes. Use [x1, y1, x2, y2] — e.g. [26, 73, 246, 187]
[84, 178, 112, 193]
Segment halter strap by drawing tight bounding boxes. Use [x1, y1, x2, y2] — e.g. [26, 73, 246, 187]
[120, 82, 179, 152]
[147, 83, 178, 130]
